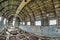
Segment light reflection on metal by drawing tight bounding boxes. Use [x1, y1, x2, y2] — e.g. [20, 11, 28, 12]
[49, 20, 57, 25]
[12, 17, 16, 26]
[35, 21, 41, 26]
[3, 18, 6, 25]
[27, 22, 30, 25]
[0, 17, 2, 21]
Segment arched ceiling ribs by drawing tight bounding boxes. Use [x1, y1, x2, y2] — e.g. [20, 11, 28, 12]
[15, 0, 31, 17]
[40, 0, 56, 18]
[0, 5, 9, 12]
[3, 10, 16, 17]
[23, 6, 35, 21]
[0, 5, 18, 12]
[19, 12, 26, 21]
[21, 9, 31, 21]
[7, 14, 22, 22]
[27, 5, 36, 21]
[40, 0, 48, 17]
[51, 0, 57, 17]
[34, 0, 43, 19]
[0, 1, 8, 6]
[7, 14, 22, 20]
[22, 12, 28, 21]
[3, 9, 15, 13]
[20, 12, 26, 22]
[0, 0, 59, 22]
[18, 14, 25, 22]
[24, 8, 31, 21]
[0, 0, 20, 10]
[6, 14, 23, 22]
[0, 0, 8, 4]
[3, 9, 24, 21]
[40, 0, 50, 25]
[2, 9, 16, 17]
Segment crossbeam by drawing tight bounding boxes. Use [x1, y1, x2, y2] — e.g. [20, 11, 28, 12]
[15, 0, 31, 17]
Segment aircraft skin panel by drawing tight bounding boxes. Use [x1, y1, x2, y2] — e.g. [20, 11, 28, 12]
[19, 25, 60, 37]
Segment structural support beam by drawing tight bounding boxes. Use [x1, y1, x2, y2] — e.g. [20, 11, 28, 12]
[15, 0, 31, 17]
[58, 18, 60, 25]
